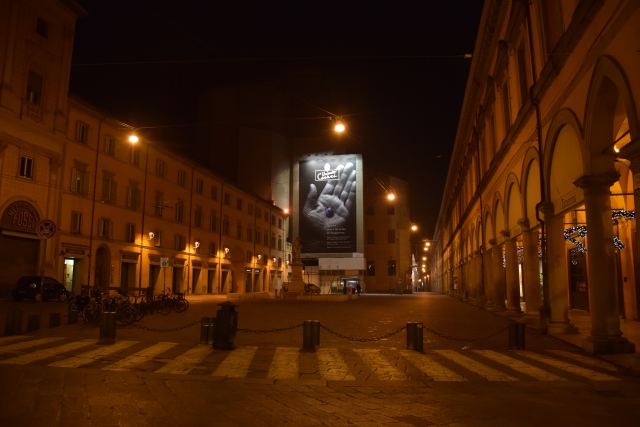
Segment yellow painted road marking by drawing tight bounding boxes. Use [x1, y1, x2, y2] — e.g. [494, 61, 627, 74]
[435, 350, 517, 381]
[474, 350, 564, 381]
[545, 350, 619, 373]
[155, 345, 212, 375]
[0, 336, 32, 346]
[103, 342, 178, 371]
[49, 341, 138, 368]
[318, 348, 355, 381]
[0, 339, 94, 365]
[212, 346, 258, 378]
[268, 347, 299, 380]
[0, 337, 65, 355]
[400, 350, 466, 381]
[354, 349, 406, 381]
[517, 351, 620, 381]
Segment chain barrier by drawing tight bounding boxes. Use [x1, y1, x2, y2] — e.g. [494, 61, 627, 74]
[422, 325, 510, 343]
[238, 323, 304, 334]
[319, 324, 407, 342]
[128, 319, 200, 333]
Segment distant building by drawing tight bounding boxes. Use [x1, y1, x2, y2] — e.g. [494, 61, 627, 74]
[433, 0, 639, 354]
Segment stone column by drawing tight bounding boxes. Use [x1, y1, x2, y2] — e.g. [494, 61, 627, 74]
[494, 240, 506, 310]
[543, 204, 577, 334]
[485, 241, 496, 308]
[575, 174, 635, 354]
[519, 219, 542, 317]
[619, 142, 640, 321]
[503, 233, 521, 312]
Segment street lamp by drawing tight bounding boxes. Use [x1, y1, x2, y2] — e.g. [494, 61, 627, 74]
[333, 118, 346, 134]
[411, 224, 418, 232]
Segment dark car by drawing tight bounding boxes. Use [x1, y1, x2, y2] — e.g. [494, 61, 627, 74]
[304, 283, 320, 295]
[12, 276, 69, 302]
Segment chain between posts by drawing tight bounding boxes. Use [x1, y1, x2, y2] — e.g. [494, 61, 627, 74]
[319, 324, 407, 342]
[422, 325, 511, 342]
[129, 319, 200, 332]
[238, 323, 304, 334]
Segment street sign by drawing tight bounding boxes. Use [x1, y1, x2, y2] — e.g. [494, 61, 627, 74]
[160, 257, 170, 268]
[36, 219, 57, 239]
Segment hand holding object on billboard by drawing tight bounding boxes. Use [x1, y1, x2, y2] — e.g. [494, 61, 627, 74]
[303, 162, 356, 231]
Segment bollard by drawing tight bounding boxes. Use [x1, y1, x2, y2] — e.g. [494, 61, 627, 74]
[26, 314, 40, 332]
[406, 322, 424, 352]
[98, 312, 117, 345]
[508, 320, 526, 349]
[302, 320, 320, 352]
[68, 306, 78, 324]
[213, 301, 238, 350]
[200, 317, 215, 344]
[4, 309, 23, 336]
[49, 312, 61, 328]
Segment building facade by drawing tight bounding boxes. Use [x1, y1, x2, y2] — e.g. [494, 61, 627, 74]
[0, 0, 286, 298]
[432, 0, 640, 354]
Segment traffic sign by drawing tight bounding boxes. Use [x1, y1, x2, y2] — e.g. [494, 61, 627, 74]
[160, 257, 170, 268]
[36, 219, 57, 239]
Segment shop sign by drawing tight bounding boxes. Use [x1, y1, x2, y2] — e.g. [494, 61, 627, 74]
[1, 201, 40, 233]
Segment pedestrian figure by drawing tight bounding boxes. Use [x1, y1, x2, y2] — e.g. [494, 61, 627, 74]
[275, 278, 282, 298]
[356, 283, 361, 295]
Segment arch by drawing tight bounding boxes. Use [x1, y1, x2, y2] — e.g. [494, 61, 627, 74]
[94, 245, 111, 291]
[504, 173, 523, 235]
[544, 109, 585, 214]
[0, 199, 41, 234]
[584, 55, 640, 174]
[492, 192, 506, 241]
[484, 209, 495, 247]
[521, 147, 541, 227]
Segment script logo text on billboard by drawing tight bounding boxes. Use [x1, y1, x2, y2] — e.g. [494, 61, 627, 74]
[315, 169, 340, 181]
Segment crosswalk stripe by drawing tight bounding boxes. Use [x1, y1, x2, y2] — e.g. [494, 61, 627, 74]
[400, 350, 466, 381]
[435, 350, 517, 381]
[545, 350, 619, 373]
[0, 336, 32, 345]
[212, 346, 258, 378]
[517, 351, 620, 381]
[318, 348, 355, 381]
[268, 347, 299, 380]
[354, 349, 406, 381]
[473, 350, 564, 381]
[0, 337, 65, 355]
[49, 341, 138, 368]
[103, 342, 178, 371]
[155, 345, 212, 375]
[0, 339, 94, 365]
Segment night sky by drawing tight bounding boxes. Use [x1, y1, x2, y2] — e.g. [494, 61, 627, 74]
[70, 1, 483, 237]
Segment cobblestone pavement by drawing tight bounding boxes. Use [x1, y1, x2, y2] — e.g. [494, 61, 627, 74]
[2, 294, 640, 426]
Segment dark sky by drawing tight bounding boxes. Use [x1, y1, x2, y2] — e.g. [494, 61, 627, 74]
[70, 1, 483, 237]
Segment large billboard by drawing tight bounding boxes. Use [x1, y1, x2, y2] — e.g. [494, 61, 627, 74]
[299, 155, 358, 253]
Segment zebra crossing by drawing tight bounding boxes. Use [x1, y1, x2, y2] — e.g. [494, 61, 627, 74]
[0, 336, 622, 383]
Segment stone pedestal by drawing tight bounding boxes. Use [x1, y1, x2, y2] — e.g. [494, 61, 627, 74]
[289, 262, 305, 293]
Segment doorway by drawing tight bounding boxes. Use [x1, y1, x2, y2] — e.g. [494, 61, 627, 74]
[63, 258, 75, 292]
[149, 264, 161, 295]
[120, 262, 136, 292]
[568, 250, 589, 311]
[245, 268, 252, 292]
[95, 246, 111, 290]
[191, 268, 201, 294]
[207, 267, 216, 293]
[172, 267, 184, 294]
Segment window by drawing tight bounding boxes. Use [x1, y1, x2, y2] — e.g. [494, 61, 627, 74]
[388, 229, 396, 244]
[97, 218, 112, 239]
[177, 169, 186, 186]
[270, 233, 276, 248]
[211, 186, 218, 200]
[209, 242, 217, 256]
[264, 233, 269, 246]
[175, 199, 184, 223]
[223, 216, 230, 235]
[125, 223, 135, 243]
[247, 226, 253, 242]
[236, 222, 242, 239]
[154, 191, 164, 217]
[387, 260, 396, 276]
[278, 236, 282, 251]
[236, 197, 242, 211]
[387, 205, 395, 215]
[248, 203, 253, 215]
[102, 172, 117, 203]
[271, 214, 276, 226]
[19, 156, 33, 179]
[104, 135, 117, 156]
[209, 211, 218, 232]
[278, 218, 282, 229]
[224, 193, 231, 206]
[366, 229, 375, 245]
[71, 211, 82, 234]
[195, 178, 203, 195]
[366, 205, 374, 216]
[256, 207, 261, 219]
[502, 81, 511, 134]
[246, 251, 252, 263]
[36, 18, 49, 37]
[153, 230, 162, 247]
[70, 165, 88, 195]
[367, 261, 376, 276]
[26, 71, 43, 106]
[126, 183, 140, 210]
[155, 159, 166, 177]
[174, 234, 186, 251]
[129, 146, 140, 166]
[194, 205, 202, 228]
[255, 229, 261, 245]
[517, 44, 529, 108]
[75, 121, 89, 144]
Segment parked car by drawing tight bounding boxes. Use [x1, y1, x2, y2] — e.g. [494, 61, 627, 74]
[304, 283, 320, 295]
[12, 276, 69, 302]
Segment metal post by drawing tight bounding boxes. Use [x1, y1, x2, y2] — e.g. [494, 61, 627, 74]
[406, 322, 424, 352]
[4, 309, 23, 335]
[508, 320, 525, 349]
[302, 320, 319, 352]
[49, 312, 61, 328]
[98, 311, 116, 345]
